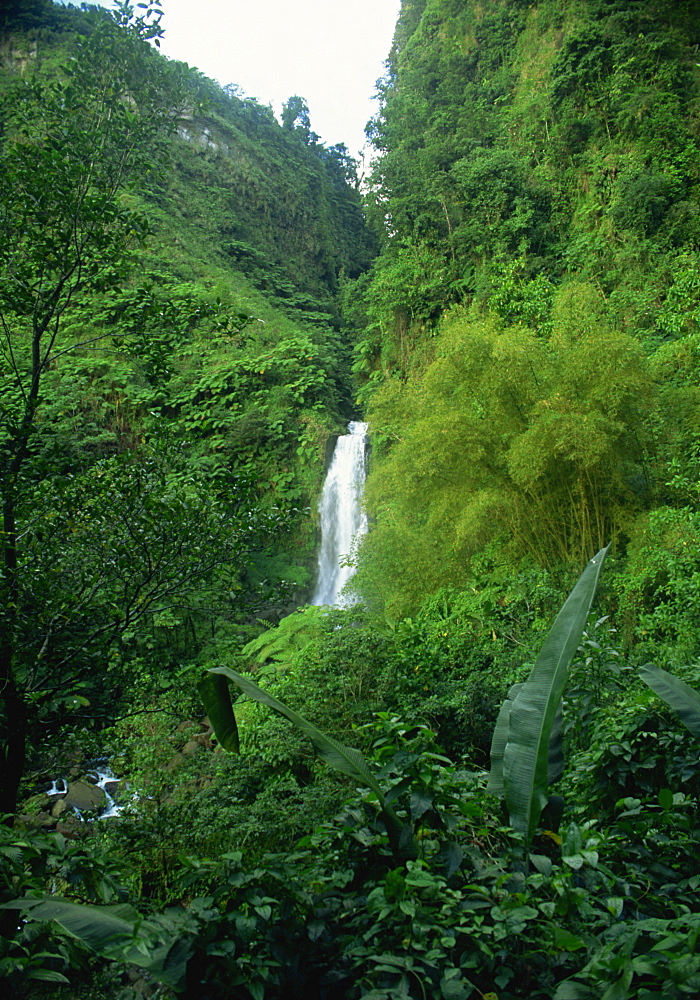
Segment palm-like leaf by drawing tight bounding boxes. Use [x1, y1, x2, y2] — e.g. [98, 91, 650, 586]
[3, 898, 190, 989]
[490, 547, 608, 842]
[198, 673, 240, 752]
[639, 664, 700, 739]
[487, 683, 522, 795]
[205, 666, 413, 857]
[489, 686, 564, 793]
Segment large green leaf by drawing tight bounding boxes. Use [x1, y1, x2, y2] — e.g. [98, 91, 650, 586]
[209, 666, 384, 797]
[206, 666, 413, 858]
[548, 698, 564, 785]
[494, 547, 608, 842]
[488, 684, 563, 794]
[198, 673, 240, 752]
[487, 683, 522, 795]
[4, 898, 191, 990]
[4, 897, 139, 953]
[639, 664, 700, 739]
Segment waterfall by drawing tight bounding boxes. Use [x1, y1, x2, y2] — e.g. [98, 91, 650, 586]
[312, 421, 368, 607]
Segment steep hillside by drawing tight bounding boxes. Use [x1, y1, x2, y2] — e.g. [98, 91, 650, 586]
[362, 0, 700, 338]
[139, 67, 375, 333]
[353, 0, 700, 618]
[0, 0, 374, 590]
[0, 1, 375, 820]
[4, 7, 700, 1000]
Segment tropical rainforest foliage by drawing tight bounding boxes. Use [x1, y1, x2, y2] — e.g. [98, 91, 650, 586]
[354, 0, 700, 616]
[2, 1, 700, 998]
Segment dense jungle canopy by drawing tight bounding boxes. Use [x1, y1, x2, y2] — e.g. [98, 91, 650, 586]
[2, 1, 700, 998]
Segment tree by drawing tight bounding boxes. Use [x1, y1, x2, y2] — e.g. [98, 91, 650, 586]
[6, 448, 259, 720]
[0, 2, 185, 819]
[0, 0, 56, 32]
[357, 292, 652, 616]
[281, 94, 311, 132]
[281, 94, 318, 144]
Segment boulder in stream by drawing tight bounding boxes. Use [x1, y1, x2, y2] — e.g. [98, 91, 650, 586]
[63, 780, 106, 813]
[51, 797, 68, 819]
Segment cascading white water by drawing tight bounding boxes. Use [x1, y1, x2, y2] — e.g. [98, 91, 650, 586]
[312, 421, 368, 607]
[46, 759, 123, 820]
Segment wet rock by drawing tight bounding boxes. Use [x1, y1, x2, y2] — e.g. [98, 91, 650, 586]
[21, 792, 53, 816]
[193, 734, 213, 750]
[127, 967, 154, 997]
[16, 811, 54, 830]
[56, 814, 83, 838]
[51, 797, 68, 819]
[64, 780, 106, 813]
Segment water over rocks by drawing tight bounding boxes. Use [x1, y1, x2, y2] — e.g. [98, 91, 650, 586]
[16, 717, 217, 834]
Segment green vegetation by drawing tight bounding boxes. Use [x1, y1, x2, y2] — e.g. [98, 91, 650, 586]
[2, 1, 700, 997]
[0, 0, 371, 819]
[355, 0, 700, 614]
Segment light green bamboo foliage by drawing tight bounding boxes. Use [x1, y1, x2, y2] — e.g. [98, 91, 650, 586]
[358, 302, 650, 615]
[202, 666, 415, 859]
[639, 664, 700, 740]
[488, 547, 608, 843]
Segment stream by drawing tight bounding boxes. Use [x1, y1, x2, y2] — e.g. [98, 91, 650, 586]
[41, 424, 370, 815]
[46, 758, 124, 820]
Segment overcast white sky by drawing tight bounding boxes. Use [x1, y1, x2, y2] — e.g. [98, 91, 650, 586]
[151, 0, 401, 158]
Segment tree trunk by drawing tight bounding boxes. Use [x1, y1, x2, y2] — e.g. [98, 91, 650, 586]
[0, 665, 27, 824]
[0, 487, 24, 823]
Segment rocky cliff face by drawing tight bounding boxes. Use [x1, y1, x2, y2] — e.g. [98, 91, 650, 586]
[0, 37, 37, 74]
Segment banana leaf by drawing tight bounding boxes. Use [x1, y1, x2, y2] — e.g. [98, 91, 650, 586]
[198, 673, 240, 752]
[639, 664, 700, 739]
[491, 546, 608, 843]
[548, 698, 564, 785]
[3, 898, 190, 990]
[204, 666, 414, 859]
[487, 683, 522, 795]
[489, 685, 563, 793]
